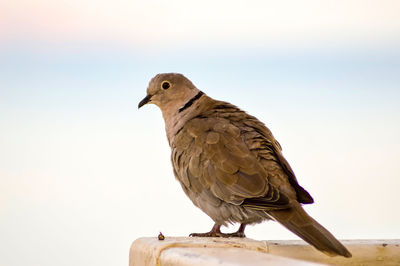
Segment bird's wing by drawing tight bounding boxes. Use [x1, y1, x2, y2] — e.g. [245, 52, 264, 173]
[238, 116, 314, 204]
[200, 101, 313, 204]
[172, 115, 290, 210]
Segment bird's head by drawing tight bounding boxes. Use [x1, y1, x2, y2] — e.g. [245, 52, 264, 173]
[138, 73, 199, 113]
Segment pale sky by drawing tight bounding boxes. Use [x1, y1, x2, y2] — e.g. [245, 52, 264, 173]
[2, 0, 400, 49]
[0, 1, 400, 266]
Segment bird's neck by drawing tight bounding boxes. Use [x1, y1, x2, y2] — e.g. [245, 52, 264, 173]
[162, 91, 208, 146]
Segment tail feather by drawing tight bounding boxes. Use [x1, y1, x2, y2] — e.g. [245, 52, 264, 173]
[269, 203, 352, 258]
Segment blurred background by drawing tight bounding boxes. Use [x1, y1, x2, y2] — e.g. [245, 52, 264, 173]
[1, 0, 399, 265]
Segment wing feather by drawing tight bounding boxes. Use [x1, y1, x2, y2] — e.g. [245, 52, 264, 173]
[172, 115, 291, 210]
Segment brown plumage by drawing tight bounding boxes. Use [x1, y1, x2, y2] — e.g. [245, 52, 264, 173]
[138, 73, 352, 258]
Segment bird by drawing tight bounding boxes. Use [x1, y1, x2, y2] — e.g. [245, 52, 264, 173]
[138, 73, 352, 258]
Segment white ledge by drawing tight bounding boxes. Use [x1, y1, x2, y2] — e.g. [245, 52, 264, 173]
[129, 237, 400, 266]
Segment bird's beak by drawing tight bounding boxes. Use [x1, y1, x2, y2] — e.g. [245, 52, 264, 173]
[138, 94, 152, 109]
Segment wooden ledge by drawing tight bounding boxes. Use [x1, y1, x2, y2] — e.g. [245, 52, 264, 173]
[130, 237, 400, 266]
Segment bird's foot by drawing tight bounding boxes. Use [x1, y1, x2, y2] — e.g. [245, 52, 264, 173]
[223, 231, 246, 238]
[189, 231, 223, 237]
[189, 223, 247, 238]
[189, 223, 223, 237]
[189, 231, 245, 238]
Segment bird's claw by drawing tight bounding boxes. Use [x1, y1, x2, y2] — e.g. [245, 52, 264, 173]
[189, 232, 222, 237]
[189, 231, 246, 238]
[224, 231, 246, 238]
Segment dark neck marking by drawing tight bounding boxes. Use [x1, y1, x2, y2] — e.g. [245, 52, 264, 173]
[178, 91, 204, 113]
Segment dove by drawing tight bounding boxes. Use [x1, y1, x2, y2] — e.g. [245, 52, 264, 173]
[138, 73, 352, 258]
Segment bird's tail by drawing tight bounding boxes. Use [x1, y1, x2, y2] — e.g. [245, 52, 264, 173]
[268, 203, 352, 258]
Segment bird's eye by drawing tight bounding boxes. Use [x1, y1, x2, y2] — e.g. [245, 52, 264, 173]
[161, 81, 171, 90]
